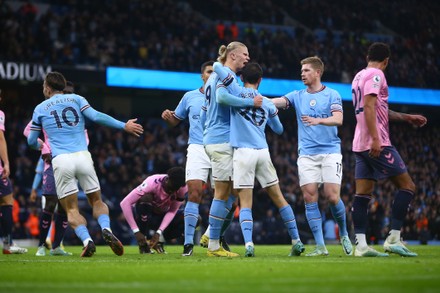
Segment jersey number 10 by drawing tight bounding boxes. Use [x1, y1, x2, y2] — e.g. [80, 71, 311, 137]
[50, 107, 80, 128]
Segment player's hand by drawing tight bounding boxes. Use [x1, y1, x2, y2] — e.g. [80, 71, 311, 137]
[1, 164, 10, 179]
[301, 115, 320, 126]
[161, 109, 175, 121]
[41, 143, 51, 156]
[30, 189, 38, 202]
[135, 231, 147, 244]
[149, 231, 165, 254]
[253, 95, 263, 108]
[407, 114, 427, 127]
[369, 138, 382, 158]
[134, 231, 151, 254]
[149, 232, 160, 248]
[42, 153, 52, 164]
[124, 118, 144, 137]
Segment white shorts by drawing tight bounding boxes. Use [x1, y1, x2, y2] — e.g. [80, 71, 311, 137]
[204, 143, 233, 181]
[297, 153, 342, 186]
[186, 144, 212, 183]
[233, 148, 278, 189]
[52, 151, 100, 199]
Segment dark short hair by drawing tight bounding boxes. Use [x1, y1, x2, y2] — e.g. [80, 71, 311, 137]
[201, 61, 214, 73]
[241, 62, 263, 84]
[367, 42, 390, 62]
[45, 72, 66, 91]
[167, 167, 186, 191]
[63, 81, 75, 94]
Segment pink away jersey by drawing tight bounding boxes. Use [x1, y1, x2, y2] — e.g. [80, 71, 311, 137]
[352, 67, 392, 152]
[120, 174, 188, 232]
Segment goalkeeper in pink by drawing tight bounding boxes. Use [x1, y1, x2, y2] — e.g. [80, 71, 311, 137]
[120, 167, 188, 254]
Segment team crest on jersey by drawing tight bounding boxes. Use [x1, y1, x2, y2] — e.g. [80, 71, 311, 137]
[373, 75, 381, 83]
[309, 99, 316, 107]
[137, 182, 147, 191]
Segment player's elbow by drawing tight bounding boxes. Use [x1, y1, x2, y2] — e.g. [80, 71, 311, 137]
[273, 124, 283, 135]
[27, 136, 37, 149]
[213, 62, 222, 72]
[217, 92, 227, 104]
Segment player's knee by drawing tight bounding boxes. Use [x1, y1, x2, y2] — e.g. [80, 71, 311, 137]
[187, 190, 203, 203]
[303, 193, 318, 203]
[44, 197, 58, 212]
[404, 181, 416, 193]
[327, 194, 340, 205]
[397, 178, 416, 192]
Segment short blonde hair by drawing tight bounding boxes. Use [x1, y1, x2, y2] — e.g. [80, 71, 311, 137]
[217, 41, 246, 63]
[301, 56, 324, 76]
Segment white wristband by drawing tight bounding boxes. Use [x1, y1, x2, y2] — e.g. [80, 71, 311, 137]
[132, 228, 140, 234]
[156, 229, 162, 235]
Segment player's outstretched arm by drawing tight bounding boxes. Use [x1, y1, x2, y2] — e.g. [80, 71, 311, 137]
[389, 110, 427, 127]
[217, 87, 255, 107]
[271, 97, 289, 109]
[406, 114, 427, 127]
[124, 118, 144, 137]
[83, 107, 143, 136]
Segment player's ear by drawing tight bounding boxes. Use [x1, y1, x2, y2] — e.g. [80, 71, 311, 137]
[383, 57, 389, 69]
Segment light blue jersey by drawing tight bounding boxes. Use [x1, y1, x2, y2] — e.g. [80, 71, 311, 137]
[213, 62, 283, 149]
[229, 92, 282, 149]
[213, 61, 282, 149]
[28, 93, 125, 157]
[173, 88, 204, 145]
[201, 69, 253, 145]
[283, 87, 343, 155]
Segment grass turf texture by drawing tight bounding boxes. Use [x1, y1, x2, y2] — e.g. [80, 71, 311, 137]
[1, 245, 439, 293]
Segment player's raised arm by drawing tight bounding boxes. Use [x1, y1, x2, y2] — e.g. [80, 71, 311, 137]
[213, 61, 243, 96]
[82, 105, 144, 137]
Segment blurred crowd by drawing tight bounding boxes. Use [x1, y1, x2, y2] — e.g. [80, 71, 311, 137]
[5, 103, 440, 245]
[1, 0, 439, 88]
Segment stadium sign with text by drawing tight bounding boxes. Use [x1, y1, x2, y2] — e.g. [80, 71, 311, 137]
[107, 67, 440, 106]
[0, 61, 51, 82]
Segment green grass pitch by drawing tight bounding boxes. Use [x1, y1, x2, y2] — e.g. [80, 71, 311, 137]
[1, 244, 439, 293]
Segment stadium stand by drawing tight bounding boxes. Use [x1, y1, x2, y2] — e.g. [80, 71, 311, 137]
[1, 0, 439, 88]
